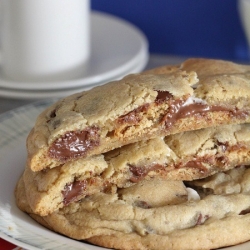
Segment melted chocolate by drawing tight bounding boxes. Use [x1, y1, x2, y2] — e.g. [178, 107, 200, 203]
[117, 104, 150, 124]
[162, 101, 222, 128]
[155, 91, 173, 103]
[62, 180, 87, 205]
[181, 160, 209, 174]
[216, 155, 229, 165]
[228, 143, 247, 152]
[49, 126, 100, 161]
[161, 98, 249, 129]
[129, 163, 165, 183]
[239, 208, 250, 215]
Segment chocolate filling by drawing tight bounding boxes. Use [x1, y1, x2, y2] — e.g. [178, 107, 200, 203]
[129, 163, 165, 183]
[117, 104, 150, 125]
[179, 154, 231, 175]
[49, 126, 100, 161]
[217, 141, 229, 152]
[181, 160, 209, 174]
[239, 208, 250, 215]
[50, 89, 249, 161]
[155, 91, 249, 128]
[155, 91, 173, 103]
[62, 179, 87, 205]
[162, 100, 247, 129]
[118, 90, 249, 132]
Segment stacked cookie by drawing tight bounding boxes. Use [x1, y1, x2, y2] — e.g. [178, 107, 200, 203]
[15, 58, 250, 250]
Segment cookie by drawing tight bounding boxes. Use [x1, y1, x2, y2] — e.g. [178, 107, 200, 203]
[27, 58, 250, 172]
[15, 166, 250, 250]
[24, 123, 250, 216]
[186, 165, 250, 196]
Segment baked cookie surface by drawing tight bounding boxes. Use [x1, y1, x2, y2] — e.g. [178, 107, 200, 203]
[23, 123, 250, 216]
[27, 58, 250, 172]
[16, 166, 250, 250]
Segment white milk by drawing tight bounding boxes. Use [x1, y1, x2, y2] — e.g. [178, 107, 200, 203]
[1, 0, 90, 82]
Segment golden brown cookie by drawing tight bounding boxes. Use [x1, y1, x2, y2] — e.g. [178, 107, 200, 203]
[24, 123, 250, 216]
[16, 166, 250, 250]
[27, 58, 250, 172]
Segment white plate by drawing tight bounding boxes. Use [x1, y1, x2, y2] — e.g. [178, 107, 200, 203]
[0, 11, 148, 91]
[0, 101, 249, 250]
[0, 50, 148, 99]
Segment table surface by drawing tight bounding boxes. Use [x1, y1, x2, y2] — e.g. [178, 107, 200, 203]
[0, 54, 185, 115]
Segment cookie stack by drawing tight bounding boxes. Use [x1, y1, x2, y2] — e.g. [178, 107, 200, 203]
[15, 58, 250, 250]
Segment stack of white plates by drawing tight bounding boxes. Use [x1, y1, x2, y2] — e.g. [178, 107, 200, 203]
[0, 11, 149, 99]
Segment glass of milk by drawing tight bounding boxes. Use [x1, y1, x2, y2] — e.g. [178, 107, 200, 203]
[0, 0, 90, 82]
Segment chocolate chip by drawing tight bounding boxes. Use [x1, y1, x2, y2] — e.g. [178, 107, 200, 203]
[117, 104, 149, 125]
[49, 126, 100, 161]
[62, 179, 87, 205]
[155, 90, 173, 103]
[129, 163, 165, 183]
[49, 109, 57, 118]
[239, 208, 250, 215]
